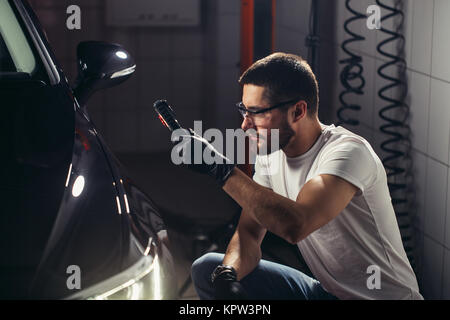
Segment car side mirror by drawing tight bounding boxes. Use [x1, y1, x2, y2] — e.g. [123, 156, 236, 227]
[73, 41, 136, 107]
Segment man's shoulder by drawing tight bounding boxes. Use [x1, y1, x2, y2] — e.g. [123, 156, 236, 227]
[316, 125, 383, 191]
[319, 125, 383, 169]
[325, 124, 366, 142]
[322, 125, 373, 153]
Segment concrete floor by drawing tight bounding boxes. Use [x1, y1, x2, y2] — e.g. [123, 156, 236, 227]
[116, 151, 312, 300]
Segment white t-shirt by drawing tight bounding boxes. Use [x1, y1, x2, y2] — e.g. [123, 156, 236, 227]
[253, 123, 423, 300]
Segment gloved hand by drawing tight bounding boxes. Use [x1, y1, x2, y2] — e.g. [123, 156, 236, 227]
[172, 128, 235, 186]
[211, 265, 247, 300]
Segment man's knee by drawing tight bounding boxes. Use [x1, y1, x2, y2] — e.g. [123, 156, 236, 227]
[191, 252, 224, 286]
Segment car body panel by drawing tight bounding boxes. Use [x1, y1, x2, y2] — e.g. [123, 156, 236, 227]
[0, 0, 177, 299]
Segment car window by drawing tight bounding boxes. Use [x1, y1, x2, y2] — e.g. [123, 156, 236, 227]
[0, 32, 16, 72]
[0, 0, 36, 74]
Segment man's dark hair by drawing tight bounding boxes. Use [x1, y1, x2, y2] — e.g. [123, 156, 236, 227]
[238, 52, 319, 117]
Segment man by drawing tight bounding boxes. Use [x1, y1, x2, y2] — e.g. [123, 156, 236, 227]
[177, 53, 422, 300]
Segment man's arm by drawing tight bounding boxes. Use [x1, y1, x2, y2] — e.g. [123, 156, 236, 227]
[222, 208, 267, 281]
[222, 168, 358, 244]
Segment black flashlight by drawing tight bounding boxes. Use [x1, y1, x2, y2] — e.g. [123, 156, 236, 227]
[153, 99, 182, 132]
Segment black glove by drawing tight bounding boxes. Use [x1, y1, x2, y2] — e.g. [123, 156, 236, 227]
[211, 265, 247, 300]
[172, 128, 235, 186]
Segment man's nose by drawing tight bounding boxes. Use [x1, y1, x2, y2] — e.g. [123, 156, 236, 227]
[241, 116, 254, 131]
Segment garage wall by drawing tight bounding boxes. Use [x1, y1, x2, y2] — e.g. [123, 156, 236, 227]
[202, 1, 242, 132]
[274, 0, 338, 125]
[29, 0, 241, 154]
[275, 0, 450, 299]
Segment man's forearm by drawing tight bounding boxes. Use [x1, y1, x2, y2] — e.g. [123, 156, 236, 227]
[222, 231, 262, 281]
[223, 168, 306, 244]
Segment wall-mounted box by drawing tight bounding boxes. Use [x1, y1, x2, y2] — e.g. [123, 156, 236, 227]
[106, 0, 200, 27]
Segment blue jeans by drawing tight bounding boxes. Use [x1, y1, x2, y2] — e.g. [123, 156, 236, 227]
[191, 252, 338, 300]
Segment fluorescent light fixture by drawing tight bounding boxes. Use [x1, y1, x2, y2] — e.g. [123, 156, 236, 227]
[110, 65, 136, 79]
[124, 194, 130, 214]
[143, 237, 153, 256]
[153, 255, 161, 300]
[65, 163, 73, 187]
[115, 196, 122, 215]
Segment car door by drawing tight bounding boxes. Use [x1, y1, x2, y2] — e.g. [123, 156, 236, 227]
[0, 0, 149, 299]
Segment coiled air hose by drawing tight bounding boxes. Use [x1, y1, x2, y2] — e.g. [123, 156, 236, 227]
[336, 0, 366, 127]
[337, 0, 414, 268]
[375, 0, 414, 267]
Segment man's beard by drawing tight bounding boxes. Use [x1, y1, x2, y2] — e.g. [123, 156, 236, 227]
[278, 118, 296, 150]
[254, 117, 295, 155]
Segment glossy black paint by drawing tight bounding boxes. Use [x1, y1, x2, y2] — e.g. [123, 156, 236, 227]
[73, 41, 136, 107]
[0, 0, 177, 299]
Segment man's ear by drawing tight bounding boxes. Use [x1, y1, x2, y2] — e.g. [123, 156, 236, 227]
[292, 101, 308, 122]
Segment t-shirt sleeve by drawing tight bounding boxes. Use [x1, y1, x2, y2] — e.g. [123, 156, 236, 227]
[316, 139, 378, 193]
[252, 155, 272, 189]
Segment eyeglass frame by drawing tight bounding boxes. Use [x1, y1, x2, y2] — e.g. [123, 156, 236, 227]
[236, 97, 303, 118]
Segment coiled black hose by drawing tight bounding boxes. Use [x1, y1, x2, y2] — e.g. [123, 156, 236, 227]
[337, 0, 414, 268]
[375, 0, 414, 267]
[336, 0, 366, 127]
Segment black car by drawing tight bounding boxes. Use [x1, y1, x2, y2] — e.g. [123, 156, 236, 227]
[0, 0, 177, 299]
